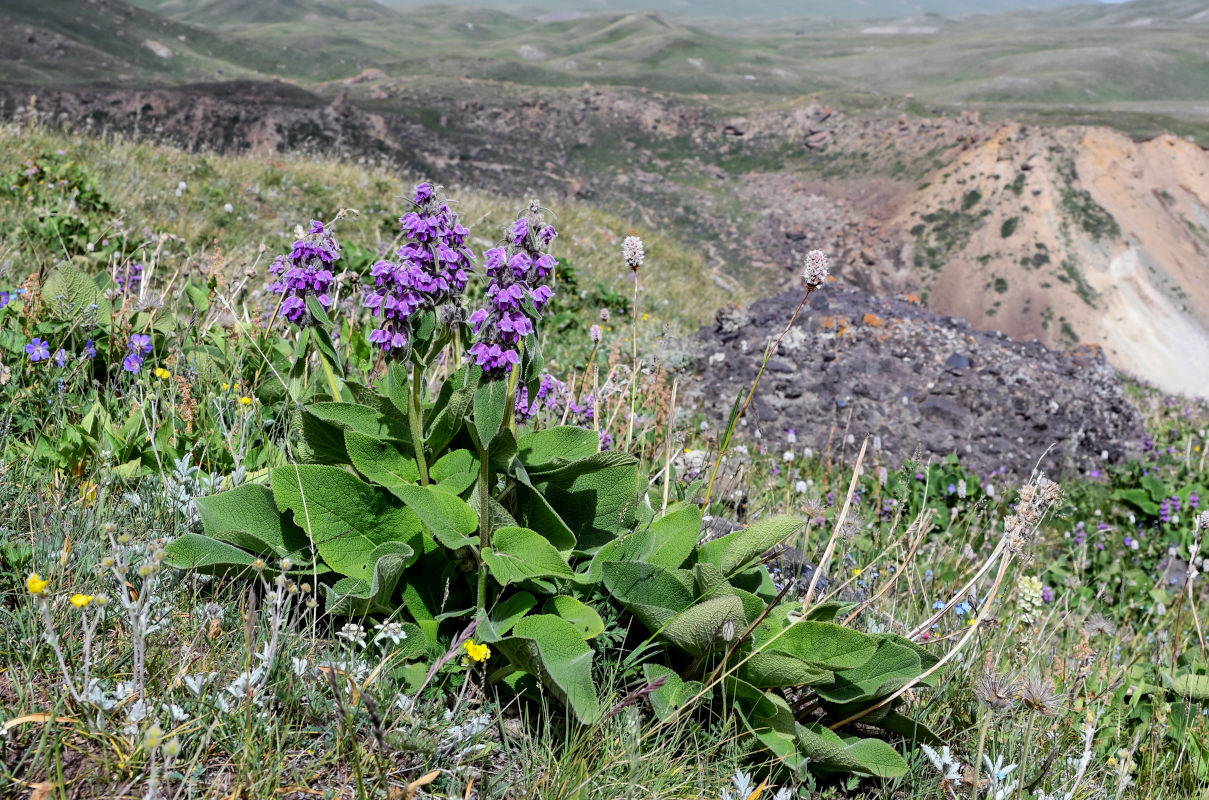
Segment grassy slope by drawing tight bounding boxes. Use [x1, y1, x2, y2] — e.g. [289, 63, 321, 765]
[0, 121, 728, 342]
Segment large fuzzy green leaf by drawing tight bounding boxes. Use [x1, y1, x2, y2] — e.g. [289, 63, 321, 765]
[324, 541, 414, 616]
[532, 451, 640, 554]
[429, 449, 478, 495]
[194, 483, 309, 559]
[543, 595, 604, 639]
[660, 594, 745, 656]
[42, 261, 112, 324]
[495, 615, 599, 724]
[425, 380, 475, 454]
[642, 664, 711, 721]
[389, 483, 478, 550]
[697, 516, 805, 576]
[292, 406, 352, 465]
[518, 427, 600, 472]
[796, 723, 908, 778]
[1173, 673, 1209, 700]
[483, 527, 574, 585]
[512, 471, 578, 554]
[602, 561, 695, 633]
[755, 621, 880, 672]
[308, 401, 409, 441]
[742, 692, 810, 772]
[472, 379, 509, 448]
[814, 639, 924, 705]
[272, 465, 422, 581]
[163, 533, 259, 575]
[739, 651, 833, 689]
[345, 431, 419, 487]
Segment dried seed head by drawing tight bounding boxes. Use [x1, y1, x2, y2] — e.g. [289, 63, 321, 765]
[974, 672, 1019, 712]
[1083, 611, 1117, 638]
[1020, 675, 1061, 716]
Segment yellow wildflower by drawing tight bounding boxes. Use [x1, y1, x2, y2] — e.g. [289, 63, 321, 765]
[852, 568, 862, 577]
[238, 396, 252, 406]
[221, 382, 230, 391]
[70, 594, 94, 608]
[464, 640, 491, 663]
[154, 367, 170, 380]
[27, 573, 50, 595]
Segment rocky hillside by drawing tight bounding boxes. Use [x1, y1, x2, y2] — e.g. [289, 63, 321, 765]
[691, 283, 1147, 478]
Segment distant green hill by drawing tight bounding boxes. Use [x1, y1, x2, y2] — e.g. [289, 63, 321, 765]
[375, 0, 1085, 20]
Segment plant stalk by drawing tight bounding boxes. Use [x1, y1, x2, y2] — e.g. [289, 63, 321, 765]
[477, 446, 491, 612]
[410, 362, 429, 486]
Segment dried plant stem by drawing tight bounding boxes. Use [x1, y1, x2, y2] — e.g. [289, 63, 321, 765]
[703, 289, 813, 507]
[841, 508, 933, 626]
[625, 273, 639, 452]
[804, 439, 867, 609]
[661, 379, 678, 515]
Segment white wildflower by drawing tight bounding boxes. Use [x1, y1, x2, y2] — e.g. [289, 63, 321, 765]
[801, 249, 829, 288]
[622, 236, 645, 270]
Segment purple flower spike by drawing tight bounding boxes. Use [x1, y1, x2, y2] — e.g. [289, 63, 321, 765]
[469, 204, 558, 379]
[270, 220, 341, 327]
[363, 182, 477, 358]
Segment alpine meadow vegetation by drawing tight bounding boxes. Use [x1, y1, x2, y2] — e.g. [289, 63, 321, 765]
[1, 119, 1208, 800]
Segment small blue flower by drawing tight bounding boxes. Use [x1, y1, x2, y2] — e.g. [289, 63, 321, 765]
[955, 601, 972, 616]
[84, 339, 97, 359]
[25, 338, 50, 362]
[53, 348, 67, 368]
[932, 600, 946, 610]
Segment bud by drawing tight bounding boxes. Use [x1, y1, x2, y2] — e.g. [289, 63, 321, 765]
[721, 618, 736, 643]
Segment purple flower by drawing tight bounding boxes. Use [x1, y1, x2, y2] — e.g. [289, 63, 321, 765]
[363, 183, 475, 357]
[25, 338, 50, 362]
[129, 334, 152, 355]
[84, 339, 96, 359]
[0, 291, 11, 310]
[270, 220, 341, 327]
[54, 348, 67, 368]
[123, 334, 153, 373]
[469, 204, 558, 378]
[1041, 584, 1055, 604]
[115, 263, 144, 293]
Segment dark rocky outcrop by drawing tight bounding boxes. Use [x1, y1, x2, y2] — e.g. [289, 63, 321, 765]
[690, 283, 1147, 478]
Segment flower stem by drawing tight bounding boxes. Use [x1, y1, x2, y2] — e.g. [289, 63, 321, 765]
[477, 447, 491, 612]
[409, 362, 429, 486]
[625, 273, 639, 452]
[703, 289, 812, 507]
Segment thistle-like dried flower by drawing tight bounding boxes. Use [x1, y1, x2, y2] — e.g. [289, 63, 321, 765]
[801, 249, 829, 288]
[1020, 674, 1061, 716]
[622, 236, 645, 270]
[974, 672, 1019, 712]
[1083, 611, 1116, 638]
